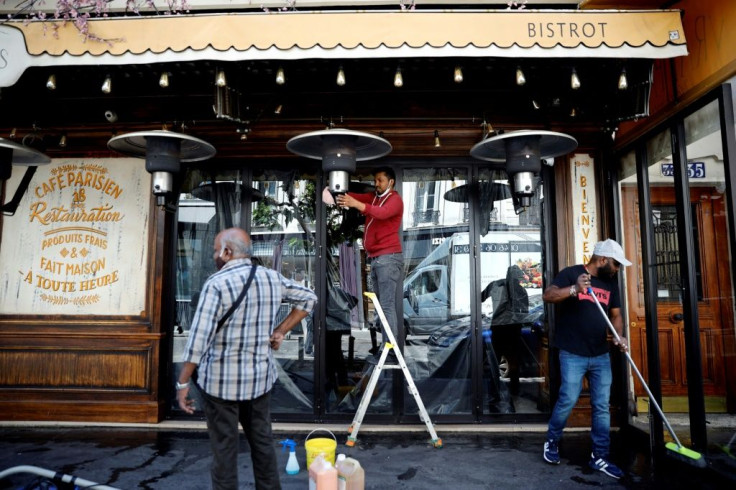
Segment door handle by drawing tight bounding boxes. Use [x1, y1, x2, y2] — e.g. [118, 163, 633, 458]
[670, 312, 684, 323]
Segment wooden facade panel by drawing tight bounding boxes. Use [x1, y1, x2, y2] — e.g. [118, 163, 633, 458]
[0, 348, 150, 389]
[0, 400, 163, 423]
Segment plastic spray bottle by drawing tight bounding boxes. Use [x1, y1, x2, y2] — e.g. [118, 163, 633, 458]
[280, 439, 300, 475]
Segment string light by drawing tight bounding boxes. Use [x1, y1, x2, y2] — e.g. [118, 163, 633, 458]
[532, 99, 540, 110]
[336, 67, 346, 86]
[275, 67, 286, 85]
[618, 68, 628, 90]
[215, 69, 227, 87]
[46, 74, 57, 90]
[101, 76, 112, 94]
[59, 134, 67, 148]
[570, 68, 581, 90]
[454, 66, 463, 83]
[394, 68, 403, 88]
[9, 128, 16, 139]
[434, 130, 441, 148]
[159, 72, 170, 88]
[274, 104, 283, 115]
[516, 67, 526, 86]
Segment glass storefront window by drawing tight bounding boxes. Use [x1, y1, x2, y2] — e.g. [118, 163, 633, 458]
[251, 169, 317, 414]
[169, 163, 554, 420]
[478, 169, 546, 415]
[402, 167, 473, 415]
[172, 167, 248, 415]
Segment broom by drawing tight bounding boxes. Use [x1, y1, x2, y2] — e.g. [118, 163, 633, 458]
[587, 287, 707, 469]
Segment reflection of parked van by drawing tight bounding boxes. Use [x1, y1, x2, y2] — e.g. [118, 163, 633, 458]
[403, 232, 542, 336]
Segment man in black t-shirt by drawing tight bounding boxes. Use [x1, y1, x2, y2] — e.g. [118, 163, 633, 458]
[541, 239, 631, 480]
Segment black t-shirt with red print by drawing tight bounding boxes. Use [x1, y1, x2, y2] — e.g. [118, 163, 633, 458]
[550, 264, 621, 357]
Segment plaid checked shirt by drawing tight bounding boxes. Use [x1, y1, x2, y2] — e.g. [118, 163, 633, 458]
[182, 258, 317, 400]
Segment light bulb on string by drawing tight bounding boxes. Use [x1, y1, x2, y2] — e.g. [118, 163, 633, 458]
[159, 72, 170, 88]
[276, 67, 286, 85]
[394, 68, 403, 88]
[336, 67, 346, 86]
[101, 76, 112, 94]
[571, 68, 581, 90]
[215, 69, 227, 87]
[516, 67, 526, 86]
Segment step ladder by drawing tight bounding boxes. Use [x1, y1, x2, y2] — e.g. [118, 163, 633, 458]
[346, 292, 443, 448]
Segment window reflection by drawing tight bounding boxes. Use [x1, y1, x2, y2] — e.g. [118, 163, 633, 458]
[478, 170, 546, 414]
[251, 170, 317, 414]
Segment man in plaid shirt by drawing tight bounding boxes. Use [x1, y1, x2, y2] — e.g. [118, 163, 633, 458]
[177, 227, 316, 490]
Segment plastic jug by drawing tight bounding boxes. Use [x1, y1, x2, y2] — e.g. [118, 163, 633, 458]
[336, 453, 365, 490]
[280, 438, 300, 475]
[308, 453, 337, 490]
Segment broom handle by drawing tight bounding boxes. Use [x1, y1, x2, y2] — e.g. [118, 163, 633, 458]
[586, 287, 683, 449]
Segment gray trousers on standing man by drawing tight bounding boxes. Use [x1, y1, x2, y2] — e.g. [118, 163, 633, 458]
[370, 252, 405, 346]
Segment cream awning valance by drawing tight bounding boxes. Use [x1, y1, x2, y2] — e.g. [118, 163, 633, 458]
[0, 10, 687, 86]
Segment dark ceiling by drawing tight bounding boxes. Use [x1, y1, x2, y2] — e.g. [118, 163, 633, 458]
[0, 55, 652, 161]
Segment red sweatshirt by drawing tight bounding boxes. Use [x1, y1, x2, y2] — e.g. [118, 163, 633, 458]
[349, 191, 403, 258]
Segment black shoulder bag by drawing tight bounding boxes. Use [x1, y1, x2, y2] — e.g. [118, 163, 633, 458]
[192, 264, 258, 384]
[215, 263, 258, 334]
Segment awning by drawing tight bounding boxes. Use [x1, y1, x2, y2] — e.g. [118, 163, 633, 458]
[0, 10, 687, 87]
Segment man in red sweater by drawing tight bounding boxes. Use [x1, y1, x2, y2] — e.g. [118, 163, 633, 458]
[336, 167, 404, 356]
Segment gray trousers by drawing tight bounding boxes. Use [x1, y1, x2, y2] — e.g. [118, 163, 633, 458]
[201, 389, 280, 490]
[370, 252, 405, 344]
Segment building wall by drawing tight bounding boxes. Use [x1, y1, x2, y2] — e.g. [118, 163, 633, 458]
[618, 0, 736, 145]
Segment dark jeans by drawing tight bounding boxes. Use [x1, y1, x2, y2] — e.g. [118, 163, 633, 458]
[547, 350, 613, 457]
[370, 252, 404, 345]
[201, 389, 280, 490]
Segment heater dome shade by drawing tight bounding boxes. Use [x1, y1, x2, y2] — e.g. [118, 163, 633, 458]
[107, 130, 216, 162]
[286, 129, 392, 163]
[469, 130, 578, 163]
[349, 181, 376, 194]
[0, 138, 51, 167]
[443, 182, 512, 204]
[192, 181, 264, 202]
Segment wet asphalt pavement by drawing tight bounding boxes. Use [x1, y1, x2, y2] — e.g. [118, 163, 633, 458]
[1, 425, 734, 489]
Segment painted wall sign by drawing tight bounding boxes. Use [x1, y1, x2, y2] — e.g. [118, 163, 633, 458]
[0, 158, 151, 315]
[570, 153, 599, 264]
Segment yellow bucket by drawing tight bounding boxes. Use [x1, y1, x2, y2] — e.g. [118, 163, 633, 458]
[305, 428, 337, 467]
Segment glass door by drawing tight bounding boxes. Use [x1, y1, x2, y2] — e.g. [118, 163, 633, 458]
[250, 169, 317, 414]
[619, 97, 734, 432]
[170, 166, 317, 416]
[477, 169, 546, 415]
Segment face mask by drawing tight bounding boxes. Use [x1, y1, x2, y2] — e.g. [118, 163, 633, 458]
[376, 181, 393, 198]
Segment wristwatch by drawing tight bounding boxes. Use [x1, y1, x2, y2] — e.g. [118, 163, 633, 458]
[569, 285, 578, 297]
[176, 381, 190, 390]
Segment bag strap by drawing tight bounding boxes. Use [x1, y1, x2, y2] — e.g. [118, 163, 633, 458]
[216, 263, 258, 333]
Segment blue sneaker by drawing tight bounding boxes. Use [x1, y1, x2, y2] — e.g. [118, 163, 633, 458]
[543, 439, 560, 464]
[589, 453, 624, 479]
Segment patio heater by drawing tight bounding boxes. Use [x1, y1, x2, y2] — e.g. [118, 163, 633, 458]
[286, 128, 391, 195]
[108, 130, 216, 207]
[0, 137, 52, 215]
[470, 130, 577, 209]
